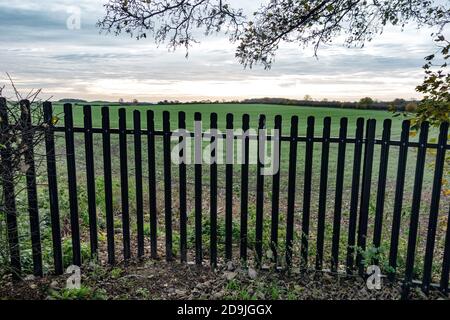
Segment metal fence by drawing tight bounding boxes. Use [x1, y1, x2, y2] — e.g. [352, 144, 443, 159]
[0, 98, 449, 298]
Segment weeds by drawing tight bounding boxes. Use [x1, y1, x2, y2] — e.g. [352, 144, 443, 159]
[48, 286, 107, 300]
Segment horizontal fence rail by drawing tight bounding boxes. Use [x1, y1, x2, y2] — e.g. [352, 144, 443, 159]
[31, 126, 450, 149]
[0, 100, 449, 298]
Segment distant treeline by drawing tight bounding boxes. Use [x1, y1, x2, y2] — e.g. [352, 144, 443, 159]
[58, 98, 89, 103]
[57, 97, 417, 111]
[239, 97, 410, 111]
[157, 97, 416, 111]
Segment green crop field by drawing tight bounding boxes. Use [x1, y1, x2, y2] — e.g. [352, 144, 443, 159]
[53, 103, 410, 139]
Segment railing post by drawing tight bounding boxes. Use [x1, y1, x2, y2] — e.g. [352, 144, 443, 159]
[210, 113, 218, 267]
[147, 110, 158, 259]
[64, 103, 81, 266]
[102, 107, 115, 264]
[402, 121, 429, 299]
[133, 110, 144, 258]
[255, 114, 266, 266]
[331, 117, 348, 272]
[388, 120, 410, 281]
[301, 116, 315, 271]
[194, 112, 203, 265]
[43, 101, 63, 275]
[346, 118, 364, 274]
[422, 122, 449, 294]
[225, 113, 234, 261]
[20, 99, 43, 277]
[356, 119, 376, 276]
[163, 111, 173, 261]
[0, 97, 21, 280]
[316, 117, 331, 271]
[119, 109, 131, 261]
[440, 206, 450, 295]
[373, 119, 392, 259]
[271, 115, 282, 267]
[286, 116, 299, 268]
[83, 105, 98, 258]
[240, 114, 250, 262]
[178, 112, 187, 263]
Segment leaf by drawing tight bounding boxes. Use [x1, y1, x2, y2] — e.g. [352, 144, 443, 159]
[51, 116, 59, 125]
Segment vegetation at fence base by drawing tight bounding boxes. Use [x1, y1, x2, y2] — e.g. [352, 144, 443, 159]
[2, 257, 447, 300]
[61, 239, 91, 269]
[48, 286, 107, 301]
[357, 245, 395, 275]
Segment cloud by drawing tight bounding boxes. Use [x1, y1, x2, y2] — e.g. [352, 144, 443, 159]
[0, 0, 439, 102]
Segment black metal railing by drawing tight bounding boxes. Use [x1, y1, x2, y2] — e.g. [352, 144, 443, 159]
[0, 98, 449, 298]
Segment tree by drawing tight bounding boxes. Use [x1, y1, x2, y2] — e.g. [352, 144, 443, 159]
[98, 0, 245, 55]
[414, 35, 450, 129]
[413, 36, 450, 200]
[98, 0, 449, 68]
[358, 97, 373, 109]
[303, 94, 313, 101]
[405, 102, 418, 113]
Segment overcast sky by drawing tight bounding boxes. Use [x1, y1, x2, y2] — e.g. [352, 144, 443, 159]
[0, 0, 445, 102]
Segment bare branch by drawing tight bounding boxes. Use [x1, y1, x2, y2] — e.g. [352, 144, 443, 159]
[0, 75, 47, 206]
[98, 0, 246, 52]
[236, 0, 450, 68]
[98, 1, 450, 69]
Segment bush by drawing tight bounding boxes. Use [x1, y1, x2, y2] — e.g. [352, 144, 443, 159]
[405, 102, 418, 112]
[358, 97, 374, 109]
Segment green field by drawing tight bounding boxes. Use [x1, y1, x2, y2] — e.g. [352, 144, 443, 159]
[2, 103, 448, 285]
[54, 103, 412, 139]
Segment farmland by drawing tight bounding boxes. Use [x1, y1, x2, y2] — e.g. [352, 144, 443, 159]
[54, 103, 409, 137]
